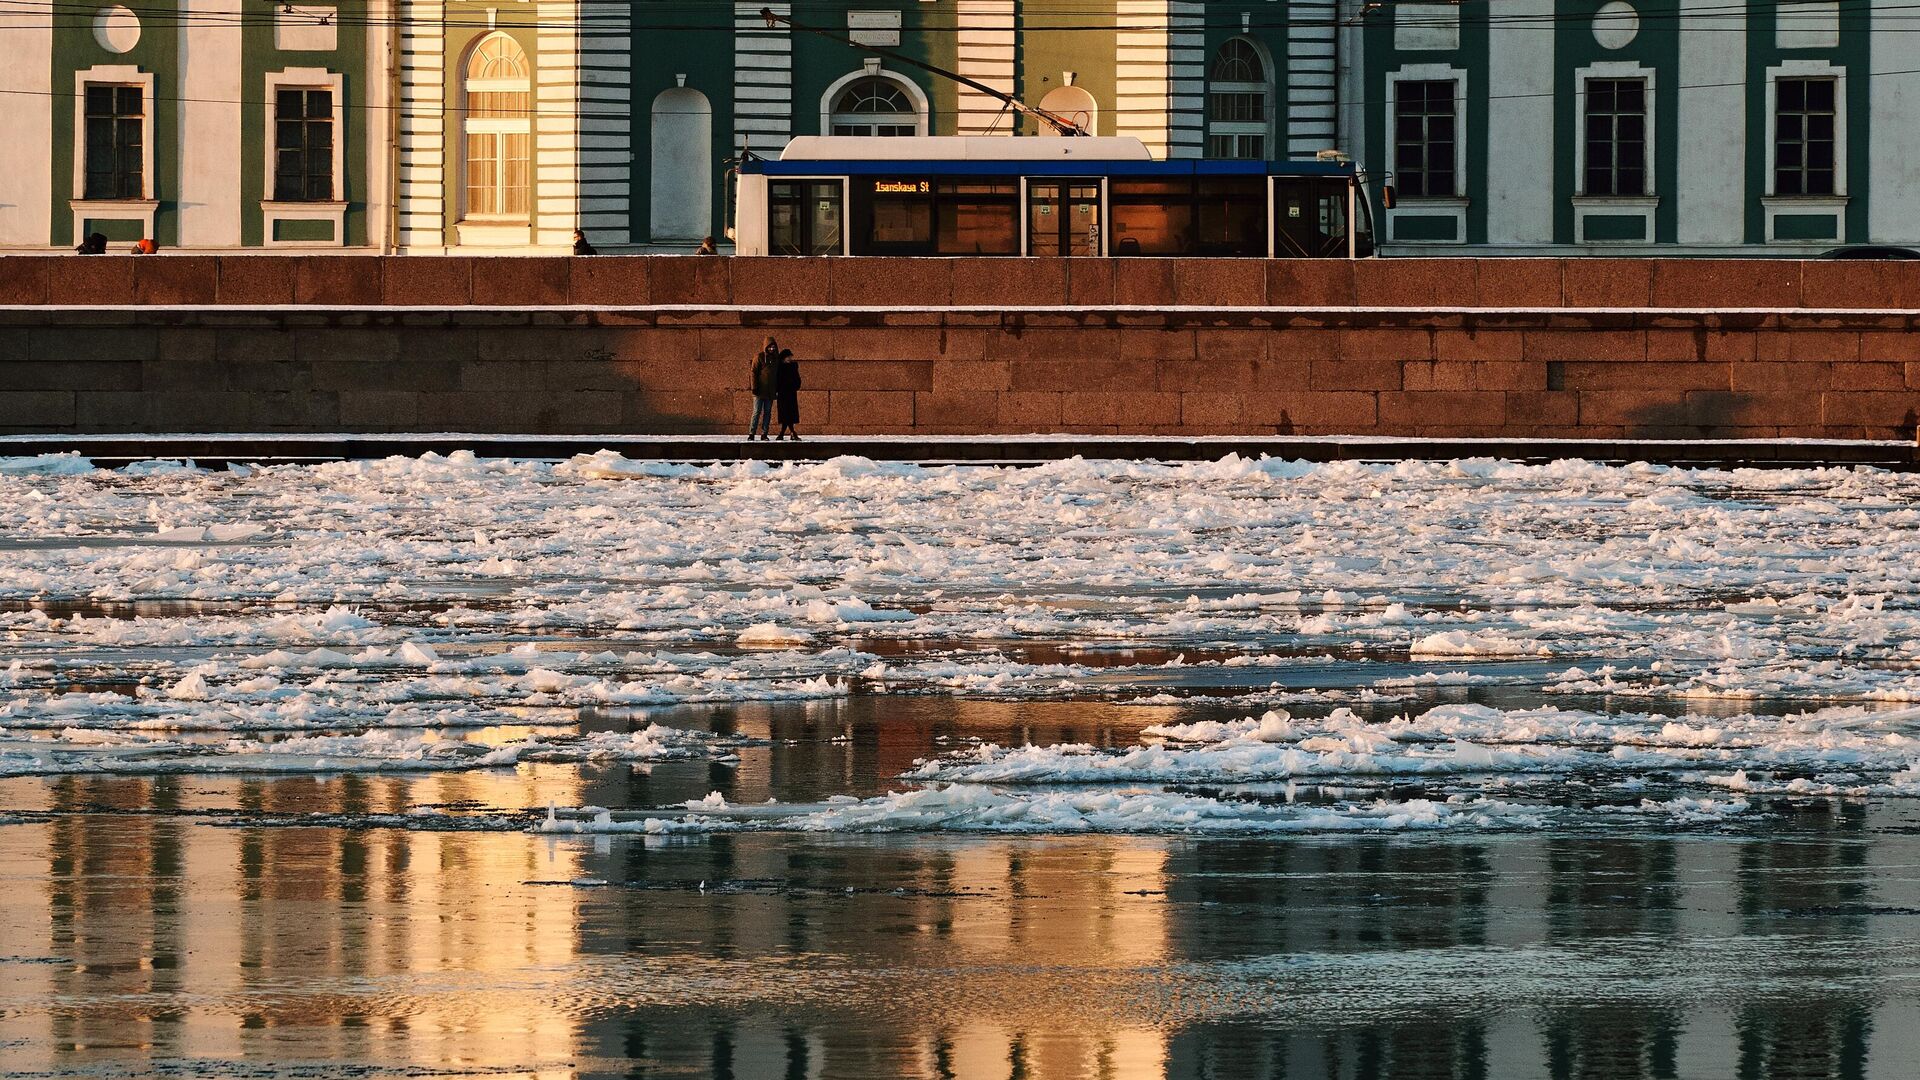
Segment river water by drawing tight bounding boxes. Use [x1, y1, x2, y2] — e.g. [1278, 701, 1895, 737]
[7, 454, 1920, 1078]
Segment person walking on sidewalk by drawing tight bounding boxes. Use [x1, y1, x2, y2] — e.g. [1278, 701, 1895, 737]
[749, 337, 780, 440]
[775, 348, 802, 441]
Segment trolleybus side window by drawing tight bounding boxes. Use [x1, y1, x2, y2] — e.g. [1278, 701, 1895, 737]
[769, 180, 843, 255]
[1273, 177, 1349, 258]
[865, 178, 934, 251]
[936, 180, 1019, 255]
[1026, 180, 1101, 256]
[1109, 179, 1193, 256]
[1194, 177, 1266, 256]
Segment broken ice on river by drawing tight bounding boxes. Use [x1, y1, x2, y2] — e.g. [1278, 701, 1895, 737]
[5, 448, 1920, 833]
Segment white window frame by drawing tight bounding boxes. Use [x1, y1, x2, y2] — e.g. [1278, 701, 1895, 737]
[1384, 64, 1468, 244]
[262, 68, 347, 248]
[1763, 59, 1848, 245]
[70, 65, 157, 242]
[819, 68, 928, 137]
[1205, 37, 1275, 160]
[459, 32, 533, 235]
[1572, 61, 1659, 245]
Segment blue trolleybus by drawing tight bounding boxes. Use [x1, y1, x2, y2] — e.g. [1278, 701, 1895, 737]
[733, 136, 1377, 259]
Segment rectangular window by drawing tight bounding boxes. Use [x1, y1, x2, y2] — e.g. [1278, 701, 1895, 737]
[935, 180, 1018, 255]
[1110, 178, 1195, 256]
[83, 84, 143, 200]
[1393, 79, 1456, 198]
[274, 88, 334, 202]
[1193, 177, 1267, 256]
[769, 181, 843, 255]
[1775, 76, 1836, 196]
[1583, 78, 1646, 196]
[1205, 133, 1265, 160]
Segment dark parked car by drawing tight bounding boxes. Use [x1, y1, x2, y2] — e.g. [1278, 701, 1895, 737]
[1820, 245, 1920, 260]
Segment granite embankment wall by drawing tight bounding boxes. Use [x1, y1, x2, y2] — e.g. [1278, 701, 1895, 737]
[0, 255, 1917, 437]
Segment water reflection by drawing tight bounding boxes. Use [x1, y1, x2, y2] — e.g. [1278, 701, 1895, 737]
[4, 806, 1920, 1079]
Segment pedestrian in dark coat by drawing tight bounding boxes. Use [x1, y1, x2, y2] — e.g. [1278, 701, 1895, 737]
[775, 348, 802, 440]
[748, 337, 780, 440]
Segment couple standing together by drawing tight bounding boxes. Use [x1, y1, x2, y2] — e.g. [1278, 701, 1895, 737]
[749, 337, 803, 441]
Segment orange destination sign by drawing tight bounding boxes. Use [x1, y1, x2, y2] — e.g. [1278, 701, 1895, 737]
[874, 180, 930, 194]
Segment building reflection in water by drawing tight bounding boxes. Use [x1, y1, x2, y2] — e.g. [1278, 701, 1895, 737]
[5, 770, 1920, 1080]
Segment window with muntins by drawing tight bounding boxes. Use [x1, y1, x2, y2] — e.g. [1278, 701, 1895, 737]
[274, 89, 334, 201]
[830, 76, 918, 136]
[1583, 78, 1646, 196]
[1394, 79, 1456, 198]
[83, 84, 143, 200]
[1206, 38, 1271, 160]
[463, 33, 531, 219]
[1775, 76, 1836, 196]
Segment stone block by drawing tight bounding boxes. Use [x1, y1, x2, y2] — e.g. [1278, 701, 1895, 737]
[952, 258, 1067, 307]
[1860, 332, 1920, 362]
[311, 359, 459, 392]
[1557, 361, 1727, 391]
[293, 328, 401, 364]
[798, 360, 934, 392]
[217, 257, 297, 304]
[472, 258, 570, 306]
[914, 390, 999, 428]
[0, 360, 141, 390]
[48, 257, 135, 306]
[73, 390, 145, 429]
[1402, 361, 1474, 391]
[30, 326, 157, 363]
[1174, 260, 1265, 307]
[536, 390, 623, 432]
[1066, 261, 1115, 306]
[1434, 329, 1525, 362]
[1756, 329, 1859, 362]
[1503, 390, 1580, 427]
[338, 390, 421, 428]
[933, 361, 1011, 393]
[1071, 390, 1182, 426]
[830, 258, 951, 306]
[992, 391, 1059, 429]
[635, 358, 743, 392]
[635, 390, 736, 429]
[1683, 391, 1811, 427]
[1193, 328, 1267, 364]
[1352, 259, 1477, 308]
[213, 328, 296, 364]
[1180, 391, 1243, 427]
[1157, 359, 1262, 392]
[139, 357, 223, 391]
[1651, 258, 1800, 309]
[731, 257, 829, 306]
[415, 391, 545, 431]
[1309, 357, 1403, 391]
[1470, 362, 1546, 391]
[382, 257, 472, 306]
[1341, 328, 1432, 361]
[133, 256, 219, 305]
[1578, 390, 1695, 428]
[610, 327, 699, 364]
[1267, 327, 1342, 362]
[989, 328, 1122, 363]
[1829, 362, 1905, 390]
[831, 327, 946, 361]
[1242, 391, 1377, 432]
[570, 257, 649, 305]
[647, 256, 732, 306]
[1267, 260, 1354, 307]
[827, 389, 915, 428]
[1823, 391, 1920, 427]
[1561, 259, 1651, 308]
[1475, 259, 1561, 308]
[221, 361, 312, 393]
[155, 328, 218, 364]
[249, 389, 340, 429]
[1119, 329, 1196, 362]
[1800, 261, 1904, 309]
[140, 390, 252, 430]
[294, 257, 383, 305]
[1009, 357, 1157, 392]
[1113, 259, 1176, 306]
[1379, 390, 1505, 428]
[459, 359, 548, 391]
[1522, 329, 1645, 362]
[0, 258, 52, 304]
[1732, 362, 1828, 391]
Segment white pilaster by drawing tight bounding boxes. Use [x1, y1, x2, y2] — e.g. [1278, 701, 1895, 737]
[179, 0, 245, 247]
[1484, 0, 1553, 243]
[1869, 0, 1920, 242]
[395, 0, 445, 249]
[734, 1, 791, 155]
[535, 0, 580, 245]
[578, 0, 631, 242]
[1115, 0, 1172, 157]
[1676, 0, 1746, 244]
[955, 0, 1016, 135]
[0, 4, 53, 247]
[1286, 0, 1339, 156]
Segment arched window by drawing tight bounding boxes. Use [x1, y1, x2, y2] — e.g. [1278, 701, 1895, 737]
[1207, 38, 1273, 160]
[462, 32, 531, 219]
[827, 75, 921, 136]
